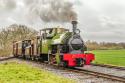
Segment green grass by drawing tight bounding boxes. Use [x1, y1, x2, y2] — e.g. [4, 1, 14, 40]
[0, 62, 75, 83]
[92, 49, 125, 66]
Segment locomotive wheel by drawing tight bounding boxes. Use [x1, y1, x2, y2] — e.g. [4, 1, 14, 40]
[48, 50, 56, 64]
[63, 61, 68, 67]
[80, 59, 86, 67]
[49, 55, 56, 64]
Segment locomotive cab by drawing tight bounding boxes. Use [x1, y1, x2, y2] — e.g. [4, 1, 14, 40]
[41, 28, 55, 39]
[41, 28, 69, 39]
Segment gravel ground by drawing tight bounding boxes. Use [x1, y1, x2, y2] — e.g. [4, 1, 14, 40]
[0, 58, 123, 83]
[77, 65, 125, 78]
[0, 57, 9, 59]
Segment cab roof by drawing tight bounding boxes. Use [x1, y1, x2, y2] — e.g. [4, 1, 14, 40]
[41, 28, 69, 31]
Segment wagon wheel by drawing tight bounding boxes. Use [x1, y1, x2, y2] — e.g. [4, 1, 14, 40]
[31, 56, 35, 61]
[22, 54, 26, 59]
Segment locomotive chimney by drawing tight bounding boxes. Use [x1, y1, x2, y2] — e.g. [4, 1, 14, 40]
[72, 21, 78, 34]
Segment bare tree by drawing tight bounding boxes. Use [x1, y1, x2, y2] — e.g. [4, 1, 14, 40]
[0, 24, 37, 56]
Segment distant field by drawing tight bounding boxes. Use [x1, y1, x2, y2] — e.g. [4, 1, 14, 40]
[0, 62, 75, 83]
[92, 49, 125, 66]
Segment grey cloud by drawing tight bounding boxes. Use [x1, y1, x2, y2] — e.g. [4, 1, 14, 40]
[100, 16, 122, 27]
[102, 2, 125, 16]
[83, 30, 125, 42]
[0, 0, 16, 10]
[77, 0, 125, 42]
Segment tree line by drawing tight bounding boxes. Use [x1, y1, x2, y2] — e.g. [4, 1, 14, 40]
[0, 24, 37, 56]
[86, 40, 125, 50]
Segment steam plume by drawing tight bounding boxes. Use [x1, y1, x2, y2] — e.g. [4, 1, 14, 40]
[26, 0, 77, 23]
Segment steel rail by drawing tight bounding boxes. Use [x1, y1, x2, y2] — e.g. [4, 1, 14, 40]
[91, 63, 125, 70]
[46, 64, 125, 82]
[0, 56, 15, 62]
[69, 68, 125, 82]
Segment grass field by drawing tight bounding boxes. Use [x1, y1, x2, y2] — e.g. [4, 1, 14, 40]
[92, 49, 125, 66]
[0, 61, 75, 83]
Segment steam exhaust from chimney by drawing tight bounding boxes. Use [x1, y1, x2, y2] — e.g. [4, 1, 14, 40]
[26, 0, 77, 23]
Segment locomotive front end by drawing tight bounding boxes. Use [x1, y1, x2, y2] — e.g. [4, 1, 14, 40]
[63, 21, 95, 67]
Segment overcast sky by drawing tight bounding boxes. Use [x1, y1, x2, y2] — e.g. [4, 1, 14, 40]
[0, 0, 125, 42]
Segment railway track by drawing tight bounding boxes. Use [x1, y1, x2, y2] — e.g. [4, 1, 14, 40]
[42, 63, 125, 82]
[73, 67, 125, 82]
[0, 56, 15, 62]
[92, 63, 125, 70]
[74, 63, 125, 83]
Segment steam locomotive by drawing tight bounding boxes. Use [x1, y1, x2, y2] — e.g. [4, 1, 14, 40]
[13, 21, 95, 67]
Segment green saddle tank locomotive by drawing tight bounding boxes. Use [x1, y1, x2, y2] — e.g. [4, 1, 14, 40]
[13, 21, 95, 67]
